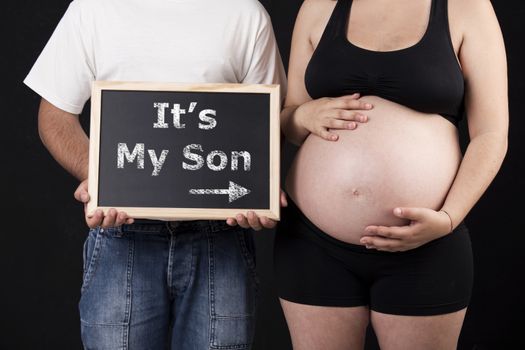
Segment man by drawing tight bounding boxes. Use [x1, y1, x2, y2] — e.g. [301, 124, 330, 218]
[24, 0, 286, 348]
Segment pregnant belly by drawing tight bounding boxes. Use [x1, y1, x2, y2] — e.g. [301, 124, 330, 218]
[285, 96, 462, 244]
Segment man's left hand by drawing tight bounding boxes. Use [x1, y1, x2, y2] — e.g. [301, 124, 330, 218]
[226, 190, 288, 230]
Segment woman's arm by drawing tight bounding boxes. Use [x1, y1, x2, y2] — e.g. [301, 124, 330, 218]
[361, 0, 508, 251]
[282, 0, 371, 145]
[440, 0, 508, 227]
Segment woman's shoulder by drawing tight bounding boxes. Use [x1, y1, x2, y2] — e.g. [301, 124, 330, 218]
[297, 0, 337, 28]
[449, 0, 500, 29]
[300, 0, 337, 14]
[448, 0, 502, 44]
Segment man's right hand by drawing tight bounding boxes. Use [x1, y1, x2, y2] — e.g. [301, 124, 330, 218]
[74, 179, 134, 229]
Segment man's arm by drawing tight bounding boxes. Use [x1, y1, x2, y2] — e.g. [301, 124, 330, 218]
[224, 3, 288, 230]
[39, 98, 133, 228]
[38, 98, 89, 181]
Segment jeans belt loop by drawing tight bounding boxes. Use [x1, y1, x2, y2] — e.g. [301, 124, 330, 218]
[167, 221, 180, 235]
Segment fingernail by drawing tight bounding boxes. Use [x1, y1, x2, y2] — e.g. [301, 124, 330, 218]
[394, 208, 402, 215]
[366, 103, 373, 109]
[348, 122, 357, 129]
[331, 135, 338, 140]
[359, 114, 367, 122]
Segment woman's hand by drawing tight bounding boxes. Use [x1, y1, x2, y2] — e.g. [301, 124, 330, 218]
[226, 190, 288, 231]
[74, 179, 134, 229]
[295, 93, 373, 141]
[360, 207, 453, 252]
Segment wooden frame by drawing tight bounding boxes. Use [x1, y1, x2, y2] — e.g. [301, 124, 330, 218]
[87, 81, 281, 220]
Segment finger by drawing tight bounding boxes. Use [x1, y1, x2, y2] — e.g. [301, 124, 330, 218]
[73, 187, 81, 201]
[360, 235, 401, 252]
[125, 218, 134, 225]
[235, 214, 251, 229]
[280, 191, 288, 207]
[80, 191, 90, 203]
[260, 216, 277, 229]
[329, 92, 360, 100]
[115, 211, 128, 226]
[86, 209, 104, 229]
[74, 184, 90, 203]
[247, 211, 263, 231]
[327, 119, 357, 130]
[393, 207, 426, 221]
[332, 98, 373, 111]
[331, 94, 361, 104]
[365, 225, 413, 239]
[344, 92, 360, 99]
[101, 208, 118, 228]
[317, 128, 339, 141]
[226, 217, 238, 226]
[334, 110, 368, 122]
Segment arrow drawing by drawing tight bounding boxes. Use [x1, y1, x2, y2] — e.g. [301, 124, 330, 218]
[189, 181, 251, 203]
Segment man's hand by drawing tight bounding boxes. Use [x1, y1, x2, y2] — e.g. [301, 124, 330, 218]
[74, 179, 134, 229]
[226, 190, 288, 230]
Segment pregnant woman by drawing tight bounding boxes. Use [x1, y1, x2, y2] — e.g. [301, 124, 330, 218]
[274, 0, 508, 349]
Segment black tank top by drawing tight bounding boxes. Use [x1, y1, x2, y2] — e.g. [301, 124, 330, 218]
[305, 0, 465, 125]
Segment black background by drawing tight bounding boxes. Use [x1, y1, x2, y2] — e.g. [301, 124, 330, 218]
[97, 90, 270, 210]
[3, 0, 524, 349]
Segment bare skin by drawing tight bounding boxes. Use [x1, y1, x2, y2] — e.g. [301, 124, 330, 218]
[38, 99, 285, 230]
[280, 300, 369, 350]
[286, 95, 461, 245]
[371, 310, 467, 350]
[38, 99, 132, 228]
[280, 300, 466, 350]
[280, 0, 508, 349]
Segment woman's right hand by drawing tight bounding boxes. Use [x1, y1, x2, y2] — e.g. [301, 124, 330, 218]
[295, 93, 373, 141]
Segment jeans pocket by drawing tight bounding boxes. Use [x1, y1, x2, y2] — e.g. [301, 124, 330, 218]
[81, 228, 103, 294]
[209, 229, 258, 349]
[211, 316, 256, 350]
[79, 227, 134, 327]
[236, 229, 259, 286]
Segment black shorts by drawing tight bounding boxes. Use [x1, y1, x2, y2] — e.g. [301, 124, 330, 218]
[273, 199, 473, 316]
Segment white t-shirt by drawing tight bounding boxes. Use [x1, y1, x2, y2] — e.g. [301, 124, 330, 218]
[24, 0, 286, 114]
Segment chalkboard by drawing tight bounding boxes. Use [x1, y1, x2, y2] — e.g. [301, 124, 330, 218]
[87, 81, 280, 220]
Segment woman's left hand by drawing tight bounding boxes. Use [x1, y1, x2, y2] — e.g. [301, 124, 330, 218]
[360, 207, 453, 252]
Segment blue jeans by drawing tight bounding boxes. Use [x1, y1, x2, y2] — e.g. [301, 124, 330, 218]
[79, 220, 259, 350]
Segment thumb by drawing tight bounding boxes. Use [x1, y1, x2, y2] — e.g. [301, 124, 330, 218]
[80, 190, 90, 203]
[393, 207, 424, 221]
[74, 183, 90, 203]
[280, 191, 288, 207]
